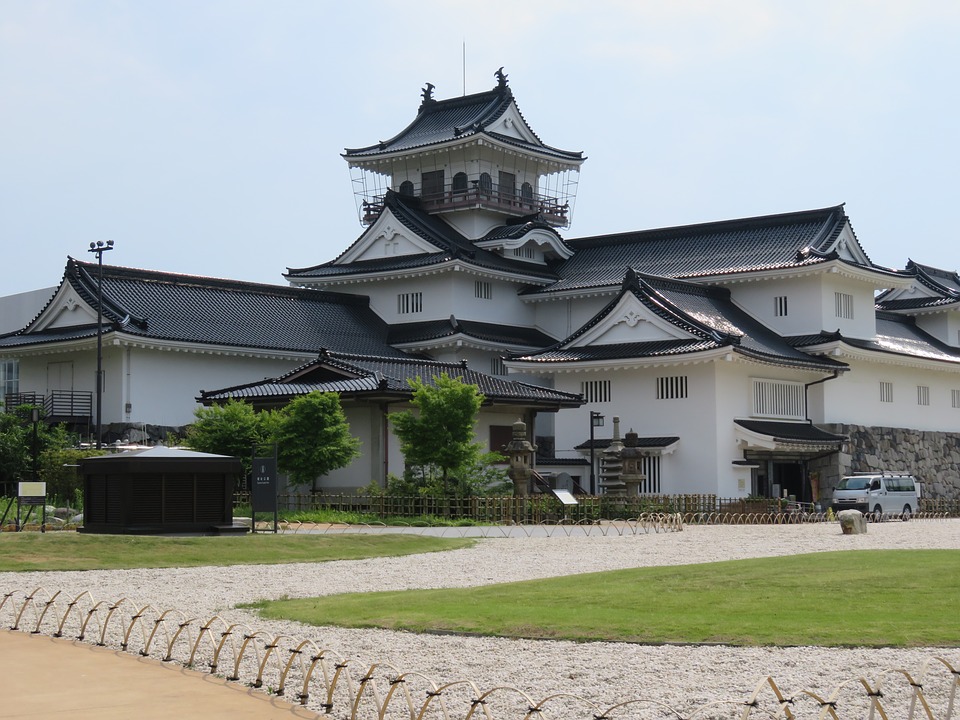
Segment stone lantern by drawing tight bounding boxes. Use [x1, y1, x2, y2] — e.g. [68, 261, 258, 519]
[619, 429, 647, 496]
[503, 418, 537, 497]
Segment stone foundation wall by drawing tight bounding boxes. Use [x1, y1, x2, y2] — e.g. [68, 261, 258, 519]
[816, 423, 960, 501]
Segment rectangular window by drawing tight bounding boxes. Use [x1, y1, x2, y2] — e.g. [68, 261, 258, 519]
[879, 381, 893, 403]
[835, 292, 854, 320]
[952, 389, 960, 409]
[917, 385, 930, 406]
[774, 296, 788, 317]
[639, 455, 661, 494]
[752, 378, 805, 420]
[0, 359, 19, 410]
[421, 170, 444, 199]
[490, 357, 506, 376]
[397, 292, 423, 314]
[474, 280, 492, 300]
[581, 379, 611, 403]
[656, 375, 688, 400]
[512, 246, 535, 259]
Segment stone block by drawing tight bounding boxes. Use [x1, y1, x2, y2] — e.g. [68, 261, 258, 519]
[838, 509, 867, 535]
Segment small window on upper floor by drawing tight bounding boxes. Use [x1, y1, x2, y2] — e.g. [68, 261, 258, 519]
[880, 381, 893, 403]
[475, 280, 492, 300]
[452, 172, 468, 194]
[917, 385, 930, 406]
[478, 172, 492, 194]
[512, 246, 535, 260]
[399, 180, 415, 196]
[952, 389, 960, 409]
[657, 375, 688, 400]
[490, 357, 506, 376]
[520, 182, 534, 207]
[421, 170, 444, 199]
[397, 292, 423, 314]
[581, 379, 611, 403]
[774, 296, 788, 317]
[835, 292, 854, 320]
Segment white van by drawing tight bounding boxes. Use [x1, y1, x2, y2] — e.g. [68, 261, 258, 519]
[831, 473, 920, 520]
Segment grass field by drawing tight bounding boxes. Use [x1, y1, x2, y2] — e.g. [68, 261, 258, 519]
[244, 549, 960, 647]
[0, 533, 473, 571]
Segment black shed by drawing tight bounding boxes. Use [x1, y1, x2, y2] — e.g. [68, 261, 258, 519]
[79, 447, 242, 534]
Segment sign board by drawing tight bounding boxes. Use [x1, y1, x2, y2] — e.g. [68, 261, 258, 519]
[18, 482, 46, 506]
[551, 488, 578, 506]
[251, 457, 277, 513]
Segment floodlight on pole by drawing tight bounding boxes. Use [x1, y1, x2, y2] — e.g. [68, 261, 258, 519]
[87, 240, 114, 450]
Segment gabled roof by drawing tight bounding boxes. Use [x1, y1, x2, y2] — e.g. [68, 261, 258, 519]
[342, 72, 582, 165]
[388, 317, 557, 349]
[198, 350, 583, 409]
[788, 312, 960, 366]
[0, 258, 404, 357]
[285, 191, 560, 283]
[876, 260, 960, 312]
[510, 270, 848, 372]
[523, 204, 898, 296]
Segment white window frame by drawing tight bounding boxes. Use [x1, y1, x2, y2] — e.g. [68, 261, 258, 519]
[581, 379, 611, 403]
[952, 389, 960, 409]
[656, 375, 688, 400]
[397, 292, 423, 314]
[751, 378, 805, 420]
[474, 280, 492, 300]
[835, 292, 854, 320]
[917, 385, 930, 406]
[774, 296, 788, 317]
[879, 381, 893, 403]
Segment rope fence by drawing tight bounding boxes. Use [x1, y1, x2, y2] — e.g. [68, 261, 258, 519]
[2, 586, 957, 719]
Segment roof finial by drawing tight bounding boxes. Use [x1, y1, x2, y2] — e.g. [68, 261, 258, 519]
[495, 67, 508, 89]
[420, 82, 436, 110]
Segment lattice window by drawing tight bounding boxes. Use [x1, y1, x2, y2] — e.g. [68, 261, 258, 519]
[0, 359, 18, 401]
[397, 292, 422, 314]
[512, 246, 535, 259]
[581, 379, 611, 403]
[917, 385, 930, 406]
[774, 296, 788, 317]
[880, 381, 893, 403]
[835, 292, 854, 319]
[490, 357, 506, 376]
[639, 455, 661, 494]
[752, 378, 805, 420]
[475, 281, 492, 300]
[952, 389, 960, 409]
[656, 375, 688, 400]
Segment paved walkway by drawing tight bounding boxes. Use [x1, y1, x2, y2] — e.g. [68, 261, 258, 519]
[0, 630, 320, 719]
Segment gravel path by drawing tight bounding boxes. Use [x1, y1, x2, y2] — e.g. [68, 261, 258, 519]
[3, 520, 959, 717]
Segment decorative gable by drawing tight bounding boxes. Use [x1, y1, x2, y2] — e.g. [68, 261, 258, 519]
[334, 208, 442, 265]
[27, 283, 97, 332]
[826, 219, 871, 265]
[569, 293, 694, 347]
[486, 103, 540, 145]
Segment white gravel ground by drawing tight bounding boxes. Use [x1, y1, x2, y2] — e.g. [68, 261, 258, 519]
[3, 520, 959, 718]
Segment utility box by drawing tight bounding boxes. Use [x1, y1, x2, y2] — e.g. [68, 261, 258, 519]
[79, 447, 242, 534]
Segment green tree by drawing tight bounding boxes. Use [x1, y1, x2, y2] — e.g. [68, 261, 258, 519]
[273, 391, 360, 489]
[390, 374, 489, 496]
[184, 399, 274, 476]
[0, 405, 85, 501]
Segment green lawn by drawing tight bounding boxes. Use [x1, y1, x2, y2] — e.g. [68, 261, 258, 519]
[245, 549, 960, 647]
[0, 533, 473, 571]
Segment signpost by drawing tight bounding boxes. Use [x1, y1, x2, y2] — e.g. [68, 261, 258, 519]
[251, 454, 278, 534]
[17, 481, 47, 532]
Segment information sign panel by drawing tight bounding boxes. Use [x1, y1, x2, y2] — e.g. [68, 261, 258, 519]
[18, 482, 46, 506]
[251, 457, 277, 513]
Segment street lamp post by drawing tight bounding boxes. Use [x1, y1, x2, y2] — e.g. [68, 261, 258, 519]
[589, 411, 605, 495]
[87, 240, 114, 450]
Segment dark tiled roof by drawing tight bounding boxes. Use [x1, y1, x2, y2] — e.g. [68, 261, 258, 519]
[285, 191, 560, 283]
[0, 259, 405, 357]
[575, 437, 680, 451]
[512, 271, 848, 372]
[876, 260, 960, 312]
[388, 318, 557, 348]
[342, 80, 582, 163]
[788, 313, 960, 365]
[734, 420, 846, 445]
[524, 205, 866, 296]
[199, 350, 583, 408]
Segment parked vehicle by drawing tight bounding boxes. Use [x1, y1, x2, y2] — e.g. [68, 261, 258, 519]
[831, 473, 920, 520]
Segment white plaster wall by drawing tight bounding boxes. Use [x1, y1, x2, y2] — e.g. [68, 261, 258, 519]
[819, 358, 960, 432]
[531, 295, 614, 341]
[728, 277, 826, 336]
[915, 312, 960, 349]
[819, 275, 878, 340]
[0, 288, 55, 334]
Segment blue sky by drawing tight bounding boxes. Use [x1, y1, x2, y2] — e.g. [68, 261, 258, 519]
[2, 1, 958, 297]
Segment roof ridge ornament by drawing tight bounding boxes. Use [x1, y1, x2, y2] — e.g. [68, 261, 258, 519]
[495, 67, 509, 90]
[419, 82, 436, 111]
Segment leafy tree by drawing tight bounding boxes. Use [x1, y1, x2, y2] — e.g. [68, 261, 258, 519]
[390, 374, 490, 496]
[184, 399, 274, 477]
[0, 405, 85, 502]
[272, 391, 360, 490]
